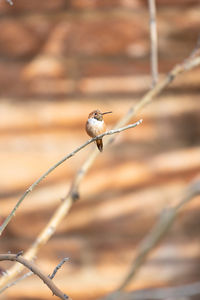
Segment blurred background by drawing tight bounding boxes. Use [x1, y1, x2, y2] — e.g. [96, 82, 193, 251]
[0, 0, 200, 299]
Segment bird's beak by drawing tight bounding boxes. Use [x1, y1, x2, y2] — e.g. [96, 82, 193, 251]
[102, 111, 112, 115]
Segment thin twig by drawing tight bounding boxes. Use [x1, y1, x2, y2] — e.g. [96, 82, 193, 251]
[0, 271, 33, 294]
[113, 179, 200, 294]
[0, 45, 200, 290]
[0, 119, 142, 236]
[49, 258, 69, 280]
[148, 0, 158, 87]
[0, 254, 70, 300]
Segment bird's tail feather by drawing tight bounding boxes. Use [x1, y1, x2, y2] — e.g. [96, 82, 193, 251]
[96, 139, 103, 152]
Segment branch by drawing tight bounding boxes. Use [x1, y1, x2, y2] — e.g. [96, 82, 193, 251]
[0, 42, 200, 290]
[100, 281, 200, 300]
[117, 179, 200, 291]
[0, 119, 142, 236]
[99, 179, 200, 300]
[148, 0, 158, 86]
[0, 253, 70, 300]
[0, 271, 33, 294]
[49, 258, 69, 280]
[0, 258, 69, 294]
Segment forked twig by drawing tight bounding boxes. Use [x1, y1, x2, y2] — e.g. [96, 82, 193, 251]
[0, 258, 69, 294]
[0, 253, 70, 300]
[0, 119, 142, 236]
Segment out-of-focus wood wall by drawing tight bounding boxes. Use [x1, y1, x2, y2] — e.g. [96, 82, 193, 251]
[0, 0, 200, 299]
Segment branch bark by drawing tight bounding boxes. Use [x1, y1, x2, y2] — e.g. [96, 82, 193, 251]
[0, 253, 70, 300]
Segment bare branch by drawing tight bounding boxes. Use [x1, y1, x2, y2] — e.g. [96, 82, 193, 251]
[0, 271, 33, 294]
[101, 179, 200, 298]
[0, 119, 142, 236]
[100, 281, 200, 300]
[0, 253, 70, 300]
[148, 0, 158, 86]
[49, 258, 69, 280]
[1, 257, 69, 294]
[0, 43, 200, 290]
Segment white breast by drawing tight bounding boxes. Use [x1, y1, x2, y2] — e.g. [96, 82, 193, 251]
[86, 118, 105, 137]
[88, 118, 104, 128]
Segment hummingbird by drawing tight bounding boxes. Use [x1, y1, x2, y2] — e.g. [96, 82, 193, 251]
[85, 109, 112, 152]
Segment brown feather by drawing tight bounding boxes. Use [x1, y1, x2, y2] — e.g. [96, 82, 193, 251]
[96, 139, 103, 152]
